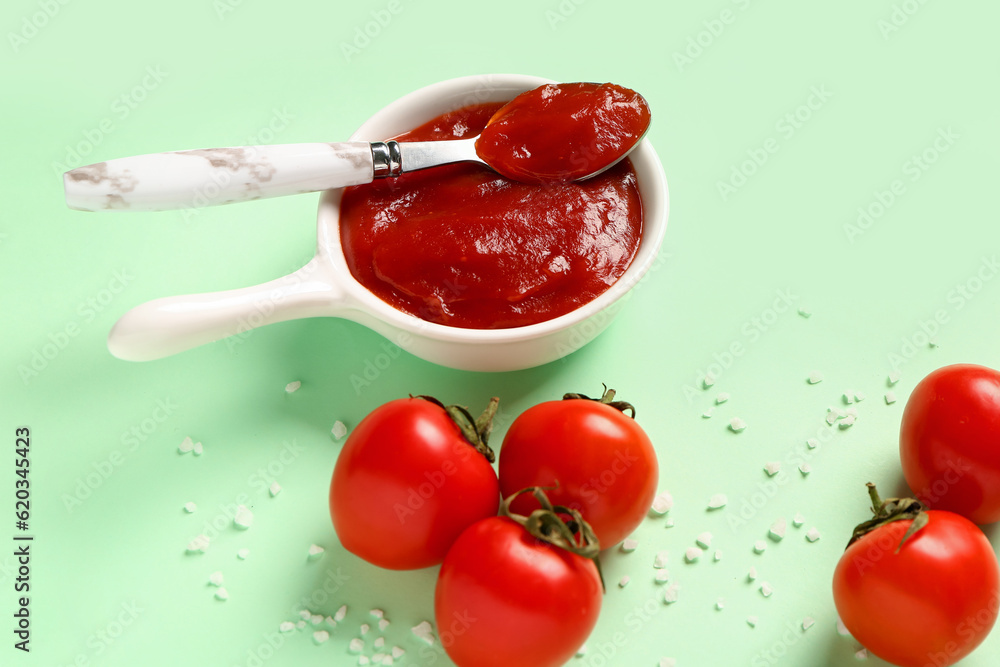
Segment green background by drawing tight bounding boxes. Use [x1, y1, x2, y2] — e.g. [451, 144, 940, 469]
[2, 0, 999, 665]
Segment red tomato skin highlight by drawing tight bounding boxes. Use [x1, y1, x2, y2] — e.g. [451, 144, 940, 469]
[434, 517, 602, 667]
[833, 511, 999, 667]
[329, 398, 499, 570]
[498, 400, 658, 548]
[900, 364, 1000, 524]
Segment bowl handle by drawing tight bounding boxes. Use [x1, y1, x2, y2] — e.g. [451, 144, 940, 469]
[107, 258, 342, 361]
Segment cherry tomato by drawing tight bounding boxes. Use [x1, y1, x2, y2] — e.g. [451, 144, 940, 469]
[833, 487, 999, 667]
[329, 396, 500, 570]
[900, 363, 1000, 524]
[498, 389, 658, 548]
[435, 491, 603, 667]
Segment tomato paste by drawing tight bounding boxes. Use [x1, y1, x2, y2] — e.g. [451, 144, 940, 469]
[339, 99, 643, 330]
[476, 82, 651, 184]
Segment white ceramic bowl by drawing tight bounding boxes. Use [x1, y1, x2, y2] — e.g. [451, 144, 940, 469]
[107, 74, 669, 371]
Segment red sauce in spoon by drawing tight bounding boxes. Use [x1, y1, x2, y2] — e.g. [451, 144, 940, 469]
[339, 97, 643, 330]
[475, 82, 651, 184]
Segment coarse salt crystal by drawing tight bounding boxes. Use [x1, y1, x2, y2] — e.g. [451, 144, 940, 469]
[748, 566, 758, 581]
[299, 610, 312, 620]
[806, 527, 821, 542]
[799, 463, 812, 475]
[325, 616, 336, 628]
[760, 582, 774, 598]
[654, 569, 670, 583]
[296, 620, 306, 629]
[308, 544, 325, 558]
[237, 548, 250, 560]
[714, 550, 723, 561]
[349, 638, 364, 653]
[855, 648, 868, 660]
[411, 621, 434, 646]
[654, 550, 669, 568]
[716, 598, 725, 610]
[311, 614, 323, 626]
[747, 616, 758, 628]
[797, 307, 811, 318]
[660, 659, 677, 667]
[806, 438, 819, 449]
[843, 391, 855, 405]
[807, 371, 823, 384]
[888, 371, 901, 385]
[215, 587, 229, 601]
[855, 390, 866, 402]
[285, 381, 301, 393]
[704, 374, 716, 388]
[269, 482, 282, 497]
[371, 655, 385, 665]
[193, 441, 204, 456]
[279, 621, 295, 633]
[331, 421, 348, 440]
[708, 494, 727, 510]
[360, 623, 370, 635]
[651, 492, 674, 514]
[313, 631, 329, 644]
[664, 583, 680, 604]
[702, 408, 714, 419]
[729, 417, 747, 433]
[929, 337, 939, 348]
[209, 571, 224, 586]
[378, 618, 389, 631]
[685, 547, 702, 563]
[621, 538, 639, 553]
[885, 391, 897, 405]
[825, 411, 839, 426]
[392, 647, 405, 659]
[184, 502, 197, 513]
[179, 437, 194, 453]
[234, 505, 253, 529]
[769, 518, 787, 541]
[618, 576, 631, 588]
[696, 532, 712, 549]
[763, 462, 781, 476]
[837, 617, 852, 637]
[358, 657, 370, 666]
[369, 609, 384, 619]
[753, 540, 767, 554]
[792, 513, 805, 527]
[802, 617, 815, 631]
[665, 518, 675, 528]
[335, 605, 347, 622]
[576, 644, 588, 658]
[716, 392, 730, 404]
[839, 414, 857, 429]
[374, 637, 385, 649]
[186, 535, 209, 553]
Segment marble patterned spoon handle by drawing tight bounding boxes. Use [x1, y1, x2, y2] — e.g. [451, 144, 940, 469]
[63, 142, 379, 212]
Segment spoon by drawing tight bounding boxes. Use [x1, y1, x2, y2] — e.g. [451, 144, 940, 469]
[62, 82, 650, 212]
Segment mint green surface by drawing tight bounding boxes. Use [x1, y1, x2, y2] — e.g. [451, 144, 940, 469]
[2, 1, 1000, 665]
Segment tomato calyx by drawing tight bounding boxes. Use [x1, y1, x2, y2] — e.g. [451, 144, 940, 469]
[847, 483, 930, 553]
[563, 385, 636, 418]
[414, 395, 499, 463]
[500, 486, 606, 591]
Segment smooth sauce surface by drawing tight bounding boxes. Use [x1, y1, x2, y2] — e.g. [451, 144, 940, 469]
[340, 102, 643, 329]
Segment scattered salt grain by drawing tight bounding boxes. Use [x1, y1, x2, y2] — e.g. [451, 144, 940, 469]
[929, 337, 939, 348]
[179, 437, 194, 453]
[696, 532, 713, 549]
[369, 609, 384, 619]
[411, 621, 435, 646]
[807, 371, 823, 385]
[269, 482, 282, 497]
[702, 408, 714, 419]
[843, 391, 855, 405]
[215, 587, 229, 601]
[650, 492, 674, 515]
[716, 598, 725, 610]
[237, 548, 250, 560]
[360, 623, 370, 636]
[797, 307, 811, 318]
[729, 417, 747, 433]
[372, 655, 386, 665]
[664, 583, 680, 604]
[748, 566, 758, 581]
[299, 610, 312, 620]
[313, 631, 329, 644]
[335, 605, 348, 622]
[825, 411, 839, 426]
[665, 518, 675, 528]
[285, 381, 301, 393]
[618, 576, 630, 588]
[621, 538, 639, 553]
[279, 622, 295, 633]
[888, 370, 901, 385]
[684, 547, 703, 563]
[654, 550, 669, 568]
[234, 505, 254, 529]
[837, 617, 852, 637]
[714, 550, 723, 562]
[358, 658, 370, 666]
[760, 582, 774, 598]
[838, 414, 856, 429]
[806, 438, 819, 450]
[707, 494, 727, 510]
[885, 391, 897, 405]
[184, 502, 197, 513]
[186, 535, 210, 553]
[763, 462, 781, 476]
[716, 392, 730, 405]
[193, 441, 204, 456]
[855, 648, 869, 660]
[747, 616, 758, 628]
[769, 518, 787, 541]
[308, 544, 325, 559]
[792, 513, 805, 527]
[802, 617, 815, 631]
[660, 659, 677, 667]
[753, 540, 767, 554]
[392, 647, 405, 659]
[799, 463, 812, 475]
[378, 619, 390, 632]
[325, 616, 336, 628]
[855, 390, 866, 402]
[296, 620, 306, 629]
[576, 644, 588, 658]
[331, 421, 348, 440]
[374, 637, 385, 649]
[704, 374, 716, 388]
[654, 569, 670, 583]
[806, 527, 821, 542]
[208, 571, 224, 587]
[311, 614, 323, 626]
[349, 638, 364, 654]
